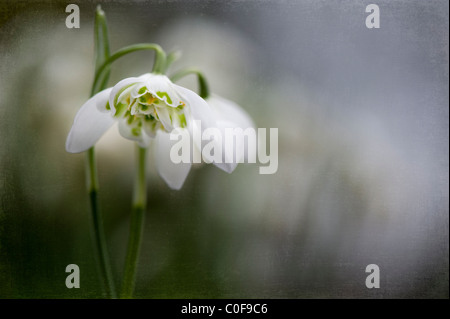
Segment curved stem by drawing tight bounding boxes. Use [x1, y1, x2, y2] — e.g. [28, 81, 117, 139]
[121, 145, 147, 298]
[91, 43, 167, 95]
[170, 68, 210, 99]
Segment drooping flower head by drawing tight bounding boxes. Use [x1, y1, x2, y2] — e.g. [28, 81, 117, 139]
[66, 73, 215, 153]
[109, 74, 192, 145]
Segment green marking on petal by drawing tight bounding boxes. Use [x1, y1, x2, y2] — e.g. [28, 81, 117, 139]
[156, 91, 173, 105]
[138, 86, 147, 95]
[114, 102, 127, 117]
[127, 114, 134, 125]
[179, 113, 187, 128]
[105, 101, 110, 110]
[131, 127, 141, 136]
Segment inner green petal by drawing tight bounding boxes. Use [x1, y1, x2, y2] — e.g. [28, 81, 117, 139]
[114, 102, 127, 118]
[156, 91, 173, 105]
[138, 86, 147, 95]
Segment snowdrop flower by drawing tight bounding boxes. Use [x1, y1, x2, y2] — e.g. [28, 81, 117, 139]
[66, 73, 253, 189]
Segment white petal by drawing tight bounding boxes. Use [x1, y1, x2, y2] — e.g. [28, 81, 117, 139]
[211, 162, 237, 174]
[117, 118, 151, 147]
[155, 130, 192, 190]
[129, 83, 149, 99]
[207, 95, 255, 173]
[142, 74, 185, 107]
[175, 85, 217, 130]
[65, 88, 115, 153]
[142, 119, 161, 138]
[209, 94, 254, 129]
[117, 85, 136, 106]
[95, 87, 114, 113]
[200, 120, 239, 174]
[154, 105, 173, 131]
[218, 121, 239, 173]
[109, 73, 151, 112]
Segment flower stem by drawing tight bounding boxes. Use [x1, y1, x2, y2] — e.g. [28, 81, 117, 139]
[84, 6, 117, 298]
[91, 43, 167, 95]
[86, 148, 117, 298]
[94, 5, 111, 92]
[163, 50, 181, 73]
[170, 68, 210, 99]
[121, 145, 147, 298]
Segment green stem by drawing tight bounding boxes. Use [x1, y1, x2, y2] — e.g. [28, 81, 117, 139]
[86, 147, 99, 193]
[121, 145, 148, 298]
[86, 149, 117, 298]
[163, 50, 181, 73]
[85, 6, 117, 299]
[170, 68, 210, 99]
[91, 43, 167, 95]
[94, 6, 111, 91]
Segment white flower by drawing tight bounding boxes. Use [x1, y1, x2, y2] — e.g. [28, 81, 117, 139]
[66, 73, 253, 189]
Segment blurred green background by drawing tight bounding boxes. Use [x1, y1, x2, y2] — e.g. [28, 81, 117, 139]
[0, 0, 448, 298]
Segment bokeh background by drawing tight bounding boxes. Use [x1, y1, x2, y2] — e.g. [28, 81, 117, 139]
[0, 0, 448, 298]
